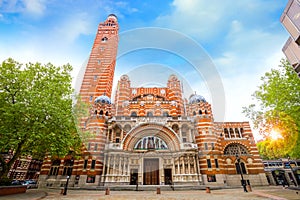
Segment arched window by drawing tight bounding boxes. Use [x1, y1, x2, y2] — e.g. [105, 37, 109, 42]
[229, 128, 235, 138]
[181, 124, 189, 142]
[62, 159, 74, 176]
[114, 125, 122, 143]
[199, 110, 202, 115]
[49, 159, 61, 176]
[131, 111, 137, 117]
[235, 161, 247, 174]
[205, 110, 208, 114]
[235, 128, 241, 138]
[147, 111, 153, 117]
[172, 124, 179, 134]
[134, 136, 168, 150]
[224, 128, 229, 138]
[101, 37, 108, 42]
[99, 110, 103, 115]
[240, 128, 244, 136]
[124, 124, 131, 133]
[224, 143, 249, 155]
[163, 111, 169, 117]
[193, 111, 196, 116]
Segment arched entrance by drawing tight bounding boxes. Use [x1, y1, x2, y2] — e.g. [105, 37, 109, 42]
[122, 123, 181, 185]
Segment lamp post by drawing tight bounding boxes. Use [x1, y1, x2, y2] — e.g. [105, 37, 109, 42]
[236, 155, 247, 192]
[63, 159, 73, 195]
[63, 175, 70, 195]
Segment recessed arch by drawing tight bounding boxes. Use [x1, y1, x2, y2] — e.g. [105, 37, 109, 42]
[122, 123, 181, 151]
[223, 143, 249, 156]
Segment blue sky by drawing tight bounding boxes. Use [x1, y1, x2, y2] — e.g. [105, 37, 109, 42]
[0, 0, 290, 127]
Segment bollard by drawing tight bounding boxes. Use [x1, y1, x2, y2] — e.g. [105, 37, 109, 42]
[206, 187, 211, 193]
[157, 187, 161, 194]
[105, 187, 110, 195]
[246, 185, 252, 192]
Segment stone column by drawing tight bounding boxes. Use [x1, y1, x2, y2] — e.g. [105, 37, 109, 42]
[188, 155, 191, 174]
[123, 157, 126, 175]
[233, 128, 237, 138]
[182, 156, 185, 174]
[121, 129, 124, 140]
[177, 158, 180, 174]
[127, 157, 130, 182]
[179, 125, 182, 140]
[193, 156, 196, 174]
[103, 155, 108, 181]
[118, 156, 122, 176]
[172, 157, 176, 175]
[238, 128, 242, 138]
[113, 155, 116, 175]
[107, 155, 111, 175]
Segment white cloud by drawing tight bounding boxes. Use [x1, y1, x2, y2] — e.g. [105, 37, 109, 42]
[22, 0, 46, 16]
[155, 0, 226, 40]
[54, 12, 94, 43]
[155, 0, 286, 42]
[153, 0, 288, 123]
[0, 0, 46, 18]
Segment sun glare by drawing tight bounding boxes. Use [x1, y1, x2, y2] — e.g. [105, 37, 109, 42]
[270, 129, 283, 140]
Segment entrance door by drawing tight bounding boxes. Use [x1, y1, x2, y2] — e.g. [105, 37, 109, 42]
[164, 169, 172, 185]
[130, 169, 138, 185]
[143, 158, 159, 185]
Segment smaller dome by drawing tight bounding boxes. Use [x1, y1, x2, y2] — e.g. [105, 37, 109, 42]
[108, 14, 118, 21]
[94, 95, 111, 104]
[189, 94, 206, 104]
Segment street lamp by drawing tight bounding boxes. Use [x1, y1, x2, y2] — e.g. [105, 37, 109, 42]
[63, 159, 74, 195]
[236, 154, 247, 192]
[63, 175, 70, 195]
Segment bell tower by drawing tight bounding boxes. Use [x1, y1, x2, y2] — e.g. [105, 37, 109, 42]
[79, 14, 119, 102]
[78, 14, 119, 186]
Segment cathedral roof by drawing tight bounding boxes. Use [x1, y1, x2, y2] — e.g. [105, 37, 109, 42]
[94, 95, 111, 104]
[189, 94, 206, 104]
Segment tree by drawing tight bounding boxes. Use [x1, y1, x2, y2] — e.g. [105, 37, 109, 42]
[243, 59, 300, 159]
[0, 58, 87, 180]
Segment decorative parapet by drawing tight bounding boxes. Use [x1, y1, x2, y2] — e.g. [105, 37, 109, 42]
[180, 143, 198, 150]
[105, 143, 123, 150]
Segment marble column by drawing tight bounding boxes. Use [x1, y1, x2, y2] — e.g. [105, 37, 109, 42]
[182, 156, 185, 174]
[113, 155, 116, 175]
[188, 155, 191, 174]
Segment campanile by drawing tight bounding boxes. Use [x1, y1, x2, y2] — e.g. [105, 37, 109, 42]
[79, 14, 119, 102]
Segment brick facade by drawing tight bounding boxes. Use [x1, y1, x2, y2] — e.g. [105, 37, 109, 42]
[38, 14, 268, 188]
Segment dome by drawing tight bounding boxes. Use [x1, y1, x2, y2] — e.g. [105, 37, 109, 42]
[189, 94, 206, 104]
[94, 95, 111, 104]
[107, 14, 118, 21]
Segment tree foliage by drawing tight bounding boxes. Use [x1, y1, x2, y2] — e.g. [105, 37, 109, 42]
[243, 59, 300, 159]
[0, 58, 87, 179]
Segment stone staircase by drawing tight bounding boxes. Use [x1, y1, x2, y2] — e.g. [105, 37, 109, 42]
[75, 185, 225, 191]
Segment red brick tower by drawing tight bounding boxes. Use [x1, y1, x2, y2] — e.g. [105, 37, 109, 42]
[39, 14, 119, 187]
[77, 14, 119, 186]
[79, 14, 119, 102]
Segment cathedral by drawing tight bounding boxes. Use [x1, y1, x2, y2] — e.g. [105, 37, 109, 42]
[38, 14, 268, 188]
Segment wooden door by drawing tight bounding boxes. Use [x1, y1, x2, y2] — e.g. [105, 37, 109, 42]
[143, 158, 159, 185]
[164, 168, 172, 185]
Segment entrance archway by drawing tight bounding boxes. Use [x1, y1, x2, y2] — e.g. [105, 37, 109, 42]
[122, 123, 181, 151]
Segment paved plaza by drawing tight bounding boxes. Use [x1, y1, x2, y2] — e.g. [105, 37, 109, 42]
[0, 186, 299, 200]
